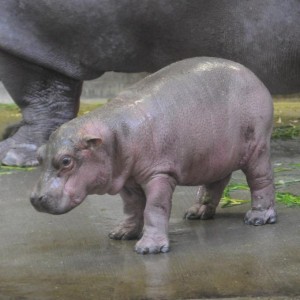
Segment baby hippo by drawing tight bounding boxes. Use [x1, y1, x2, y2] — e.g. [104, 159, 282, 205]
[30, 57, 276, 254]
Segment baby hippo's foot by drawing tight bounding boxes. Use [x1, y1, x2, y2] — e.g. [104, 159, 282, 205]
[244, 207, 277, 225]
[0, 138, 39, 167]
[184, 203, 216, 220]
[135, 234, 169, 254]
[108, 219, 143, 240]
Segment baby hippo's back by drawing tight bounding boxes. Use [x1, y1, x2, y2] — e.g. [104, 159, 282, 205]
[103, 57, 274, 185]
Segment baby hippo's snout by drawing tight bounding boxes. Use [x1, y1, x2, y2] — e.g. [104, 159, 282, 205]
[30, 189, 74, 215]
[30, 176, 76, 215]
[30, 179, 73, 215]
[30, 192, 49, 213]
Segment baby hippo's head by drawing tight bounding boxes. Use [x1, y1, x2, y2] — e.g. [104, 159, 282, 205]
[30, 120, 111, 214]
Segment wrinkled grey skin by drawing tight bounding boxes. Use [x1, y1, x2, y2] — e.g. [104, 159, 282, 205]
[0, 0, 300, 166]
[31, 58, 276, 254]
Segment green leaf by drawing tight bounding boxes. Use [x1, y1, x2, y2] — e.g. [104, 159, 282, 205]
[0, 165, 35, 175]
[221, 182, 300, 207]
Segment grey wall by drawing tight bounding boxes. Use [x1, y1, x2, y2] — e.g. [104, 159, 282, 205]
[0, 72, 148, 103]
[0, 82, 11, 104]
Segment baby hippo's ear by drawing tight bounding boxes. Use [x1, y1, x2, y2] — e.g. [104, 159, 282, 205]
[82, 136, 103, 149]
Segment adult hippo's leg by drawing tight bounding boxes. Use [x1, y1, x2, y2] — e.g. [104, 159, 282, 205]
[0, 50, 83, 166]
[184, 174, 232, 220]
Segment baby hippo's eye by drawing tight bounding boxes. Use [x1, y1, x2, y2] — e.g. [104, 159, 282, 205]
[61, 156, 72, 168]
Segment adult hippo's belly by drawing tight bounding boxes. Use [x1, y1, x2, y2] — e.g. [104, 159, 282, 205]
[0, 0, 300, 166]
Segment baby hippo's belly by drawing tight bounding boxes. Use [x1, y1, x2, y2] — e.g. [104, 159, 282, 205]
[168, 143, 243, 186]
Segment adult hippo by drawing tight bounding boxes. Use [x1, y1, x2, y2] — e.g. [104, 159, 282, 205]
[0, 0, 300, 166]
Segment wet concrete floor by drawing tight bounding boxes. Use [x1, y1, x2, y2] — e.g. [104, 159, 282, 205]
[0, 143, 300, 300]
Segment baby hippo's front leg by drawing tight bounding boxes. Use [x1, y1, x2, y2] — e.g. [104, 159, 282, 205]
[135, 175, 176, 254]
[109, 185, 146, 240]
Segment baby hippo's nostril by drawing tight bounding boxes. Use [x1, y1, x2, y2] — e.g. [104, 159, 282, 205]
[30, 193, 47, 206]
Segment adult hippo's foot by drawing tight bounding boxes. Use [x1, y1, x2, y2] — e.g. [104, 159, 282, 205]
[0, 138, 39, 166]
[0, 91, 80, 166]
[0, 50, 83, 166]
[0, 90, 82, 166]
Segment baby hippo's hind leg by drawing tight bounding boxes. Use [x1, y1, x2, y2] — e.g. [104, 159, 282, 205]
[184, 174, 231, 220]
[109, 185, 146, 240]
[243, 145, 276, 225]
